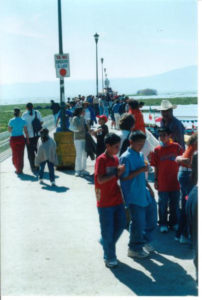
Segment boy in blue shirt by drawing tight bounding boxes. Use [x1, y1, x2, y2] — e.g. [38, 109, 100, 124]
[120, 131, 157, 259]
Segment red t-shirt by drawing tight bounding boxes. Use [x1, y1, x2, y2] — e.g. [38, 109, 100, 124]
[129, 108, 145, 133]
[94, 152, 123, 207]
[150, 142, 183, 192]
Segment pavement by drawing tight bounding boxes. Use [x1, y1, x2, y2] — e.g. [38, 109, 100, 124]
[0, 128, 198, 296]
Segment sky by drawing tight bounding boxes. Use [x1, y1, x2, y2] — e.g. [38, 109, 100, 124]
[0, 0, 198, 85]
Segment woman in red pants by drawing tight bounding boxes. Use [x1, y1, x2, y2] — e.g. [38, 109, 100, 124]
[8, 108, 29, 174]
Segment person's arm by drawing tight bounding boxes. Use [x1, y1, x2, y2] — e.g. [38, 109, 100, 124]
[154, 167, 159, 190]
[8, 126, 12, 132]
[97, 164, 125, 184]
[121, 165, 148, 181]
[146, 181, 155, 198]
[24, 126, 29, 144]
[175, 155, 190, 166]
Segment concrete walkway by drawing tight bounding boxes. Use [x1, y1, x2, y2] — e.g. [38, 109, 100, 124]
[0, 132, 198, 296]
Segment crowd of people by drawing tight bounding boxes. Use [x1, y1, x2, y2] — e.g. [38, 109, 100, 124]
[7, 94, 198, 279]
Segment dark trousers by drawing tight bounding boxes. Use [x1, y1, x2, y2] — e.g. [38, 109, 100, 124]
[10, 136, 25, 173]
[26, 136, 39, 170]
[39, 160, 55, 182]
[158, 191, 180, 226]
[176, 170, 193, 237]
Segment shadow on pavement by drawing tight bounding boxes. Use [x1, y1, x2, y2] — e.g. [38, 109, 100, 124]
[41, 182, 69, 193]
[152, 229, 193, 260]
[111, 254, 197, 296]
[17, 173, 38, 182]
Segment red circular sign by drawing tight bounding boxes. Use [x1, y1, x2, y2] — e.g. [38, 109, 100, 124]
[60, 68, 67, 76]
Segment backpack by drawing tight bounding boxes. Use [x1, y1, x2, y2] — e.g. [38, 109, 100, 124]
[32, 111, 42, 136]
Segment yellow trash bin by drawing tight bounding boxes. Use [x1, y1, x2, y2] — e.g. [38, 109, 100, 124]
[54, 131, 76, 169]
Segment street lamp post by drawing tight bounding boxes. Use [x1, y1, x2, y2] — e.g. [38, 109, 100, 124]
[101, 58, 104, 93]
[94, 33, 99, 97]
[58, 0, 66, 131]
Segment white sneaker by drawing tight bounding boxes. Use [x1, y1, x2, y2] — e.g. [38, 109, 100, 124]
[128, 249, 149, 259]
[105, 259, 118, 268]
[160, 225, 168, 233]
[51, 181, 56, 187]
[179, 235, 192, 244]
[75, 171, 81, 177]
[144, 243, 155, 253]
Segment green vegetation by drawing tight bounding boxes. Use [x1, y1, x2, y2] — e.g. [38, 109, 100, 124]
[0, 103, 52, 133]
[136, 88, 157, 96]
[127, 96, 198, 106]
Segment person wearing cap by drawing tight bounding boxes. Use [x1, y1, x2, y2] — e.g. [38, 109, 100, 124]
[8, 108, 29, 174]
[91, 115, 109, 157]
[150, 127, 183, 233]
[159, 100, 185, 150]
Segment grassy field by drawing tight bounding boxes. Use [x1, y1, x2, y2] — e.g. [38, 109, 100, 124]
[0, 103, 52, 133]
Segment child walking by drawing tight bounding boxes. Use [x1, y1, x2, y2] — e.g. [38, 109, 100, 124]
[94, 133, 126, 268]
[150, 127, 183, 233]
[35, 128, 58, 186]
[120, 131, 157, 259]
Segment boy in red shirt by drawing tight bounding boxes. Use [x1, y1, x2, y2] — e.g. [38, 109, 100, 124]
[95, 133, 126, 268]
[150, 127, 183, 233]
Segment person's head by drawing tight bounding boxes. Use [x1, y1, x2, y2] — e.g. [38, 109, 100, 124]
[139, 102, 144, 108]
[73, 107, 84, 117]
[191, 151, 198, 185]
[128, 100, 139, 110]
[83, 101, 89, 108]
[40, 128, 49, 143]
[119, 113, 135, 131]
[104, 133, 121, 156]
[14, 108, 20, 117]
[159, 100, 177, 122]
[158, 127, 171, 144]
[26, 102, 34, 115]
[187, 132, 198, 147]
[98, 115, 108, 125]
[129, 130, 146, 152]
[50, 100, 54, 104]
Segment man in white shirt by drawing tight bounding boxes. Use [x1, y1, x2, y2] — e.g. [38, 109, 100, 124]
[22, 103, 43, 173]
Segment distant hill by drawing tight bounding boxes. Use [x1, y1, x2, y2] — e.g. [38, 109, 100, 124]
[111, 65, 197, 94]
[0, 65, 197, 104]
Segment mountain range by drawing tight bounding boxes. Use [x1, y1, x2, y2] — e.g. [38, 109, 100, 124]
[0, 65, 197, 104]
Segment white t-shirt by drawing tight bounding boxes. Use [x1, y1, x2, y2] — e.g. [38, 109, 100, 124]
[22, 110, 43, 138]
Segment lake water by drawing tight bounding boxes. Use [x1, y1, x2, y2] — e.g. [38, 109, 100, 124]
[143, 104, 198, 128]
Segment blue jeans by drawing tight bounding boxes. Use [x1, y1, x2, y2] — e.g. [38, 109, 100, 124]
[39, 160, 55, 182]
[176, 170, 193, 237]
[98, 204, 126, 261]
[128, 197, 157, 251]
[158, 191, 180, 226]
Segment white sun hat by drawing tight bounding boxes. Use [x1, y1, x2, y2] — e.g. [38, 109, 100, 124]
[158, 99, 177, 111]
